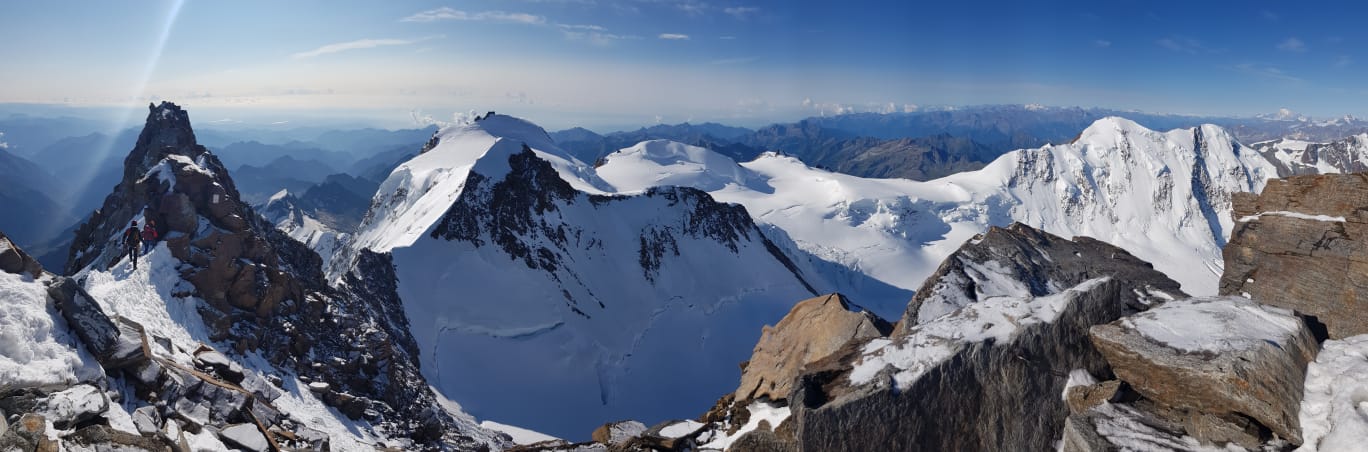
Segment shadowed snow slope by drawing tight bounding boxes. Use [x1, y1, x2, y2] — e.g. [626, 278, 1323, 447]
[344, 115, 819, 439]
[598, 117, 1278, 297]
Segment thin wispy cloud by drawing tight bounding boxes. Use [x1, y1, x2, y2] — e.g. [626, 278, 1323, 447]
[1093, 40, 1112, 48]
[1156, 36, 1213, 54]
[563, 30, 638, 45]
[675, 1, 708, 15]
[1334, 55, 1353, 68]
[292, 36, 439, 59]
[718, 36, 736, 40]
[1235, 63, 1302, 82]
[659, 33, 690, 40]
[1260, 10, 1279, 21]
[401, 7, 545, 25]
[1277, 37, 1306, 52]
[557, 24, 607, 31]
[709, 56, 757, 65]
[724, 6, 759, 19]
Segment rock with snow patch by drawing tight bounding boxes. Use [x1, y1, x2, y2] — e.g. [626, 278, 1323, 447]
[591, 420, 646, 445]
[734, 293, 891, 403]
[172, 398, 210, 433]
[219, 423, 269, 452]
[193, 348, 245, 384]
[898, 223, 1182, 331]
[602, 419, 709, 451]
[1090, 296, 1318, 445]
[132, 406, 161, 436]
[45, 277, 133, 367]
[782, 224, 1185, 452]
[40, 384, 109, 430]
[1061, 403, 1206, 452]
[1220, 173, 1368, 339]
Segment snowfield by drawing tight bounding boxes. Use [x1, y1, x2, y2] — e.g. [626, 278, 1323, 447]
[346, 115, 817, 438]
[597, 118, 1276, 300]
[0, 271, 104, 392]
[1298, 335, 1368, 451]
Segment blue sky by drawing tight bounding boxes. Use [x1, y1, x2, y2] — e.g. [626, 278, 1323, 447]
[1, 0, 1365, 130]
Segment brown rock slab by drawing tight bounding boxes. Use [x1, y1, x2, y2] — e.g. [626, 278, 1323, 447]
[734, 293, 890, 402]
[1220, 173, 1368, 339]
[0, 232, 42, 278]
[1065, 380, 1120, 415]
[1090, 296, 1318, 444]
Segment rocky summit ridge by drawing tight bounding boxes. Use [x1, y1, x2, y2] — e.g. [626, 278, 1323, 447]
[4, 102, 506, 450]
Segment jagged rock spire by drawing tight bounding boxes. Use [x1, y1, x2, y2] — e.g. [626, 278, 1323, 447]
[121, 102, 210, 182]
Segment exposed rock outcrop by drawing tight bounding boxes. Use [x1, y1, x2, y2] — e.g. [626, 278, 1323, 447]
[52, 102, 502, 449]
[0, 231, 42, 278]
[766, 224, 1184, 452]
[1089, 296, 1318, 445]
[592, 420, 647, 445]
[734, 293, 891, 403]
[899, 222, 1183, 331]
[1220, 173, 1368, 339]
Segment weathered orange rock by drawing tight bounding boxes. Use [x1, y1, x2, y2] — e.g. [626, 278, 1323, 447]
[734, 293, 890, 402]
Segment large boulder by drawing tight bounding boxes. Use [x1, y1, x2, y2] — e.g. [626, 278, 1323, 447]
[783, 224, 1185, 452]
[219, 423, 270, 452]
[39, 384, 109, 430]
[734, 294, 890, 402]
[45, 278, 121, 365]
[1089, 296, 1318, 445]
[1220, 174, 1368, 339]
[0, 232, 42, 278]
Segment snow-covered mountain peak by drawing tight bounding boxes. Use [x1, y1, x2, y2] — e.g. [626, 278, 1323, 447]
[349, 113, 609, 257]
[599, 139, 758, 192]
[1257, 108, 1309, 122]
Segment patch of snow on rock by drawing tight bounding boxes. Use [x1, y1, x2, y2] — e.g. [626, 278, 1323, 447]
[851, 278, 1109, 389]
[1117, 296, 1302, 354]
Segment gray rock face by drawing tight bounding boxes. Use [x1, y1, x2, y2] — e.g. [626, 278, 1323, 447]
[45, 277, 124, 366]
[899, 223, 1182, 331]
[1220, 173, 1368, 339]
[1061, 403, 1198, 452]
[131, 406, 160, 435]
[783, 224, 1185, 452]
[1089, 296, 1318, 444]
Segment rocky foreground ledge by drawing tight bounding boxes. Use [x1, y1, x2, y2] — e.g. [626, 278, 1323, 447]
[525, 172, 1368, 451]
